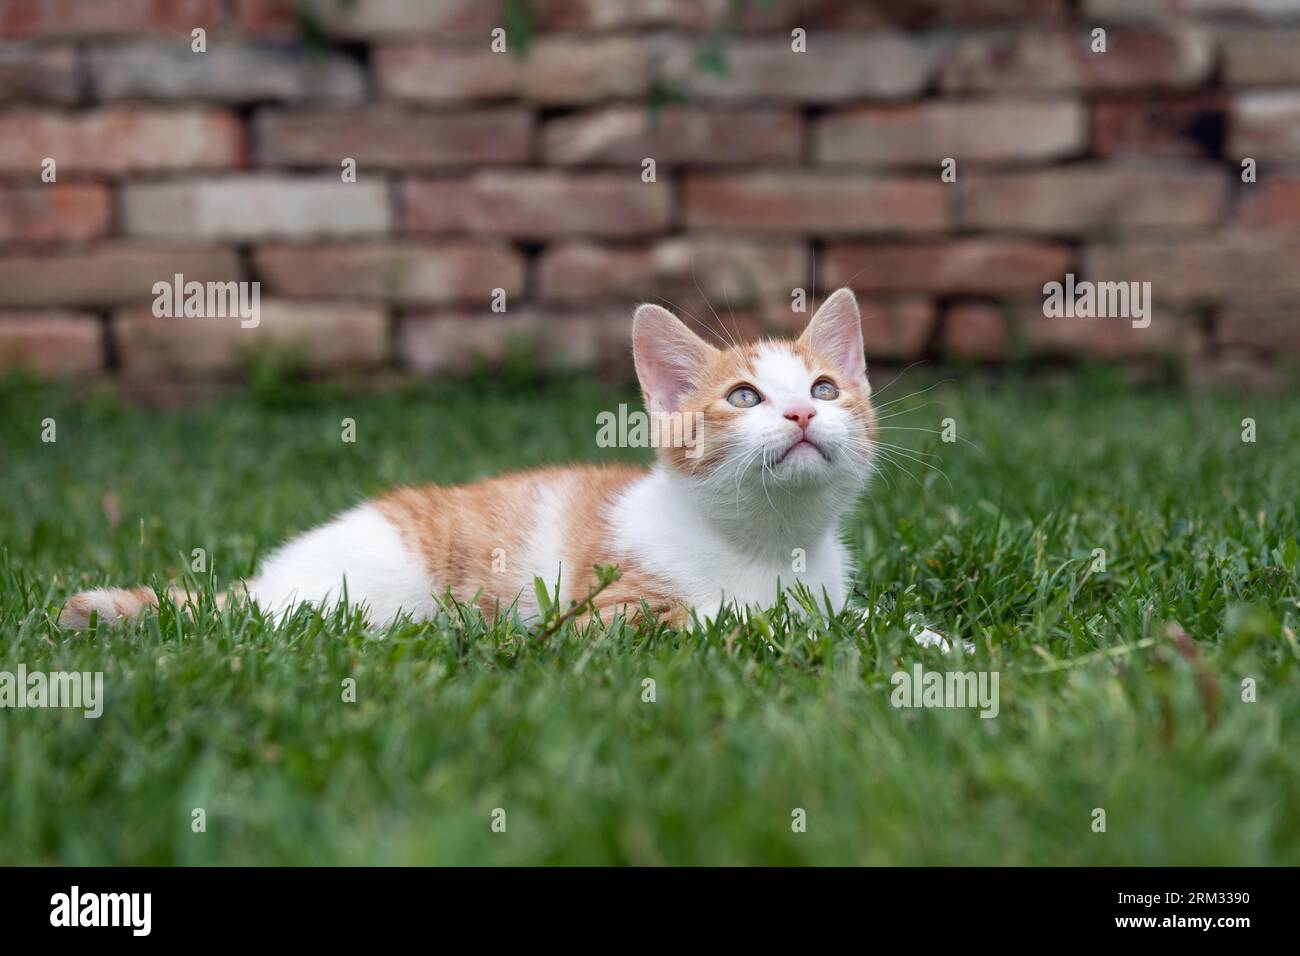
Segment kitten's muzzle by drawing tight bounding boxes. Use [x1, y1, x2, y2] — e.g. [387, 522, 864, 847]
[778, 436, 828, 463]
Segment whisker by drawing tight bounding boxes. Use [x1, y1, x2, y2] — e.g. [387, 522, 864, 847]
[820, 260, 877, 299]
[871, 400, 944, 423]
[848, 431, 940, 460]
[870, 359, 930, 399]
[653, 294, 730, 349]
[871, 445, 954, 491]
[870, 440, 942, 460]
[875, 425, 987, 456]
[691, 259, 739, 351]
[872, 379, 953, 412]
[809, 245, 818, 317]
[758, 446, 780, 514]
[871, 460, 895, 492]
[873, 449, 926, 492]
[720, 278, 746, 352]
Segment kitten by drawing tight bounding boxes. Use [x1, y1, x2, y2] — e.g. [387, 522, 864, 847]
[59, 288, 880, 631]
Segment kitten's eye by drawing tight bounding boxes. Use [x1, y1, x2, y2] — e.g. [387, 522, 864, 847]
[726, 385, 762, 408]
[812, 379, 840, 401]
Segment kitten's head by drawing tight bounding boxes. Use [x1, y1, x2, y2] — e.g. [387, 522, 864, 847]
[632, 288, 877, 499]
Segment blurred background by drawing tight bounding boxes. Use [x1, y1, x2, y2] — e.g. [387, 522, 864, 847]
[0, 0, 1297, 395]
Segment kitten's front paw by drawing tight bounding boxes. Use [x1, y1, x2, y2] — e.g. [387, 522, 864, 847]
[57, 587, 158, 629]
[912, 625, 975, 655]
[851, 602, 975, 654]
[58, 590, 119, 628]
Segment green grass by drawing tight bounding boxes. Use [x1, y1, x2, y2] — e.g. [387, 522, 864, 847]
[1, 368, 1298, 865]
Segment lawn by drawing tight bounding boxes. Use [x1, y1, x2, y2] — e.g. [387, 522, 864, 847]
[1, 367, 1298, 865]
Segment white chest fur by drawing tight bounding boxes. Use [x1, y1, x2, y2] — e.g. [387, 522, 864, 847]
[608, 468, 852, 617]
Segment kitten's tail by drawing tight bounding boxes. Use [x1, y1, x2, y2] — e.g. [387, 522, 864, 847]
[58, 584, 240, 628]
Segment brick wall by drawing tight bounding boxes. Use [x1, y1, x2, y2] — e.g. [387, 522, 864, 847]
[0, 0, 1297, 387]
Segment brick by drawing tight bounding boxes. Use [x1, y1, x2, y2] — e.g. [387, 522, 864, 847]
[255, 108, 531, 168]
[0, 108, 242, 175]
[399, 310, 628, 375]
[1223, 30, 1300, 85]
[375, 43, 521, 103]
[857, 298, 934, 360]
[815, 100, 1084, 165]
[382, 34, 942, 106]
[824, 240, 1073, 295]
[1085, 233, 1300, 302]
[807, 0, 1068, 27]
[0, 312, 101, 373]
[375, 37, 652, 105]
[536, 0, 1057, 31]
[662, 34, 941, 103]
[231, 0, 297, 36]
[0, 184, 111, 242]
[943, 303, 1010, 359]
[123, 177, 390, 241]
[237, 0, 500, 40]
[537, 238, 806, 308]
[544, 107, 802, 166]
[116, 300, 388, 375]
[1217, 305, 1300, 352]
[0, 0, 223, 38]
[685, 173, 948, 234]
[941, 27, 1213, 92]
[1020, 305, 1199, 358]
[1231, 92, 1300, 160]
[254, 241, 526, 304]
[943, 301, 1195, 359]
[1085, 0, 1300, 20]
[962, 165, 1227, 234]
[491, 0, 875, 32]
[1189, 351, 1282, 390]
[532, 0, 775, 30]
[524, 36, 651, 105]
[0, 43, 78, 102]
[0, 243, 240, 307]
[1238, 175, 1300, 227]
[89, 41, 365, 104]
[403, 173, 672, 238]
[1091, 94, 1227, 158]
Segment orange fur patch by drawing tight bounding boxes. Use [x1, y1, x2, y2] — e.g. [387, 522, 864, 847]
[376, 464, 680, 624]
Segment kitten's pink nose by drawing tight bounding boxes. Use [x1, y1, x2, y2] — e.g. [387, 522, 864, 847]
[784, 407, 816, 431]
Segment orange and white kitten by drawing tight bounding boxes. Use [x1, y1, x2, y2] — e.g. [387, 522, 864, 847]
[60, 289, 882, 631]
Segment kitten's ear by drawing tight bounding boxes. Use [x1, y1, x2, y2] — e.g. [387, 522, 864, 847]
[632, 303, 718, 413]
[799, 287, 867, 386]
